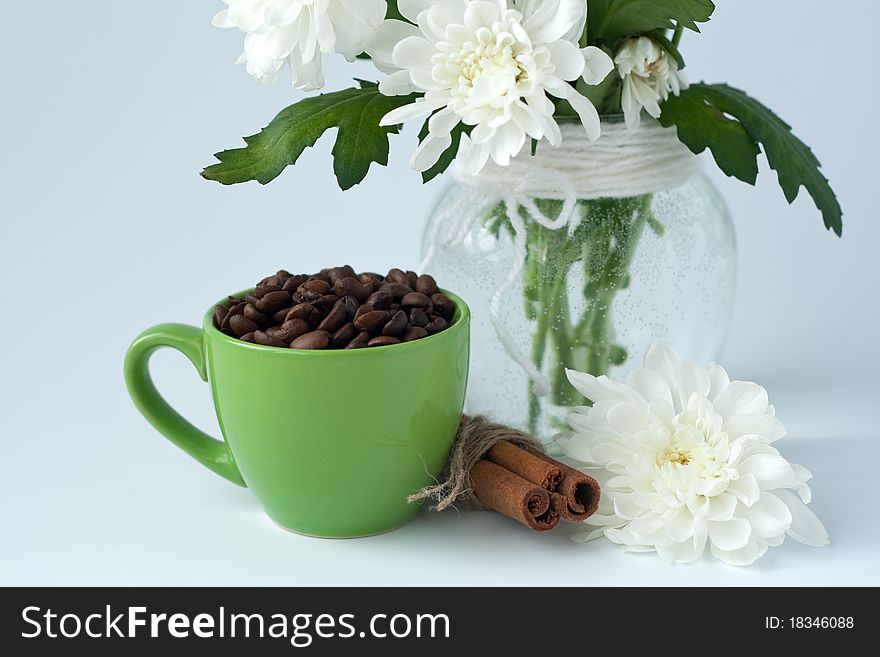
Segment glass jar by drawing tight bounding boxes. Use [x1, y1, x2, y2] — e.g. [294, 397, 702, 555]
[421, 135, 736, 442]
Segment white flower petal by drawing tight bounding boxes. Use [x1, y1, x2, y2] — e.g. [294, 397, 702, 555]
[714, 381, 771, 419]
[581, 46, 614, 85]
[545, 40, 585, 81]
[740, 453, 796, 490]
[708, 517, 751, 551]
[776, 489, 830, 547]
[737, 492, 791, 539]
[711, 537, 767, 567]
[365, 19, 422, 73]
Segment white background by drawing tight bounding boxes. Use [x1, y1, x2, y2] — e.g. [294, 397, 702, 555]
[2, 1, 878, 585]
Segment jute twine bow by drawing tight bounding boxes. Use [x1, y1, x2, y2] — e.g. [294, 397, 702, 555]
[407, 415, 545, 511]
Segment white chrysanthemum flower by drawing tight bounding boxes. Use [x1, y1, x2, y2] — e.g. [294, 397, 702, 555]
[213, 0, 387, 90]
[564, 344, 829, 566]
[615, 36, 688, 130]
[365, 0, 614, 174]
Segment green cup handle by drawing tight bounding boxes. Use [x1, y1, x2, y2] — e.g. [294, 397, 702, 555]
[124, 323, 246, 487]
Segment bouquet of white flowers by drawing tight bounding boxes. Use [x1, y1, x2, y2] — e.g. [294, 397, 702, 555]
[203, 1, 842, 436]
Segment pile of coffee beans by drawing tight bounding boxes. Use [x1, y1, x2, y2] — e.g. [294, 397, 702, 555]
[213, 266, 456, 350]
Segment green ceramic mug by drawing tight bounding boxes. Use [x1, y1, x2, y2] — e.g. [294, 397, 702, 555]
[124, 291, 470, 538]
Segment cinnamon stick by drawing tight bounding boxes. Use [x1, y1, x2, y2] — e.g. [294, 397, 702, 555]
[526, 448, 600, 522]
[485, 440, 563, 490]
[470, 460, 562, 531]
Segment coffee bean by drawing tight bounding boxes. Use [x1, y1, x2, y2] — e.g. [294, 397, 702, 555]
[286, 303, 316, 323]
[409, 308, 429, 327]
[254, 283, 282, 298]
[293, 289, 321, 304]
[359, 272, 385, 290]
[245, 294, 261, 306]
[239, 332, 256, 343]
[272, 308, 290, 325]
[230, 314, 260, 337]
[255, 290, 291, 314]
[431, 293, 454, 319]
[265, 326, 280, 337]
[386, 268, 409, 285]
[426, 317, 448, 334]
[341, 295, 360, 319]
[276, 270, 292, 280]
[366, 290, 393, 310]
[389, 303, 402, 313]
[314, 294, 339, 312]
[228, 302, 246, 316]
[258, 274, 285, 287]
[213, 305, 228, 329]
[345, 331, 371, 349]
[401, 292, 430, 310]
[368, 335, 401, 347]
[405, 270, 419, 288]
[402, 326, 428, 342]
[353, 304, 374, 321]
[282, 275, 308, 292]
[244, 303, 269, 326]
[415, 274, 438, 296]
[326, 265, 356, 285]
[334, 277, 370, 303]
[317, 303, 348, 333]
[354, 310, 391, 334]
[290, 330, 331, 350]
[254, 330, 288, 348]
[332, 322, 358, 348]
[301, 279, 331, 296]
[382, 310, 409, 337]
[380, 283, 413, 299]
[274, 318, 309, 343]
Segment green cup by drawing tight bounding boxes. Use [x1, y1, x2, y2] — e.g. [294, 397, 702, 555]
[124, 291, 470, 538]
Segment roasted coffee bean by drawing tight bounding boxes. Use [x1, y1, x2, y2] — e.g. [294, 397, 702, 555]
[228, 302, 246, 316]
[345, 331, 371, 349]
[213, 305, 228, 329]
[354, 310, 391, 334]
[286, 303, 316, 323]
[380, 283, 413, 299]
[409, 308, 429, 327]
[265, 326, 279, 337]
[341, 295, 360, 319]
[386, 268, 409, 285]
[245, 294, 261, 306]
[415, 274, 438, 296]
[299, 278, 331, 296]
[401, 292, 430, 310]
[426, 317, 448, 334]
[276, 270, 292, 280]
[405, 270, 419, 288]
[334, 277, 370, 303]
[332, 322, 358, 348]
[282, 275, 308, 292]
[317, 303, 348, 333]
[402, 326, 428, 342]
[272, 307, 290, 325]
[290, 330, 331, 350]
[368, 335, 401, 347]
[326, 265, 356, 285]
[431, 293, 454, 319]
[239, 332, 256, 343]
[353, 305, 374, 321]
[254, 330, 289, 348]
[274, 318, 309, 343]
[311, 271, 332, 284]
[301, 279, 331, 296]
[244, 303, 269, 326]
[382, 310, 409, 337]
[254, 283, 283, 298]
[229, 314, 260, 337]
[389, 303, 402, 313]
[365, 290, 393, 310]
[314, 294, 340, 312]
[255, 290, 291, 314]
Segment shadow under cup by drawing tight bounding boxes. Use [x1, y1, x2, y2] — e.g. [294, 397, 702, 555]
[125, 291, 470, 538]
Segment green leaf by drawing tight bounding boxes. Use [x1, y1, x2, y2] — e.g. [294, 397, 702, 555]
[417, 120, 472, 183]
[658, 87, 760, 185]
[587, 0, 715, 43]
[385, 1, 407, 22]
[202, 81, 418, 191]
[661, 83, 842, 236]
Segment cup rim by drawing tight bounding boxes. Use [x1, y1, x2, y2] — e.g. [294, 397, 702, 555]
[203, 288, 470, 357]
